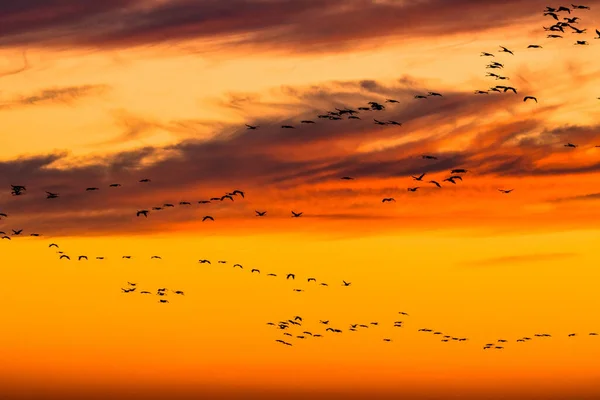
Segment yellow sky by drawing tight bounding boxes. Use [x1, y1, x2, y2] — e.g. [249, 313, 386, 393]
[2, 1, 600, 399]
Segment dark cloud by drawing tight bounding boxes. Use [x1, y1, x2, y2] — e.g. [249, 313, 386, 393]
[459, 252, 578, 267]
[0, 78, 598, 236]
[0, 0, 572, 53]
[0, 84, 108, 110]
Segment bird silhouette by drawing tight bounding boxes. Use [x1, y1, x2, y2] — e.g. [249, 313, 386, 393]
[202, 216, 214, 222]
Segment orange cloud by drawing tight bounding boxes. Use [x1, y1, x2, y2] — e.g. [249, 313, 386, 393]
[1, 78, 600, 236]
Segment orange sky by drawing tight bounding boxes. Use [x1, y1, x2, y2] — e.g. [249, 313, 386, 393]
[2, 1, 600, 399]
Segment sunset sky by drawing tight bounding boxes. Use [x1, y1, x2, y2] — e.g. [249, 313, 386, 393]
[2, 1, 600, 399]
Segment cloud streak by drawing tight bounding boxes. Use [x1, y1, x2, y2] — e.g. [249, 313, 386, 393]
[458, 252, 578, 267]
[0, 84, 108, 110]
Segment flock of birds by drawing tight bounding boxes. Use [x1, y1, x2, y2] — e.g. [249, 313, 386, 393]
[2, 4, 600, 354]
[267, 314, 600, 348]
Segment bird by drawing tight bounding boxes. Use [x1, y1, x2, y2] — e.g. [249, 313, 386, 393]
[281, 125, 295, 129]
[527, 44, 542, 48]
[255, 211, 267, 216]
[221, 195, 234, 201]
[412, 173, 426, 181]
[85, 187, 99, 191]
[139, 179, 151, 183]
[451, 169, 467, 174]
[480, 52, 494, 57]
[565, 143, 578, 148]
[137, 210, 149, 217]
[407, 187, 420, 192]
[46, 191, 59, 199]
[78, 256, 88, 261]
[60, 255, 70, 260]
[245, 124, 258, 129]
[198, 259, 211, 264]
[251, 269, 260, 273]
[342, 281, 351, 286]
[340, 176, 354, 180]
[109, 183, 121, 187]
[49, 243, 59, 248]
[429, 180, 441, 188]
[300, 120, 315, 124]
[233, 264, 243, 269]
[151, 256, 161, 259]
[523, 96, 537, 103]
[286, 274, 295, 280]
[232, 190, 245, 198]
[427, 92, 442, 96]
[575, 40, 589, 45]
[202, 216, 214, 222]
[498, 189, 513, 194]
[595, 29, 600, 39]
[382, 198, 395, 202]
[291, 211, 303, 217]
[422, 155, 437, 160]
[499, 46, 514, 55]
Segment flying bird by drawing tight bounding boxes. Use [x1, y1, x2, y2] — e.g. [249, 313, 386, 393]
[255, 211, 267, 216]
[382, 198, 395, 202]
[245, 124, 258, 129]
[202, 216, 214, 221]
[499, 46, 514, 55]
[523, 96, 537, 103]
[412, 173, 426, 181]
[291, 211, 303, 217]
[498, 189, 513, 194]
[137, 210, 149, 217]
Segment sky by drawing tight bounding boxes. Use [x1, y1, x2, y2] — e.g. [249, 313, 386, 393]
[2, 1, 600, 399]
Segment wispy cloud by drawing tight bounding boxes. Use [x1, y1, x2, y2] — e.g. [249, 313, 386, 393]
[459, 252, 578, 267]
[0, 84, 109, 110]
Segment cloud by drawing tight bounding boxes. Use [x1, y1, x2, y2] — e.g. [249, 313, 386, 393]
[0, 0, 561, 53]
[0, 51, 29, 78]
[0, 84, 108, 110]
[0, 77, 599, 236]
[548, 192, 600, 203]
[458, 252, 578, 267]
